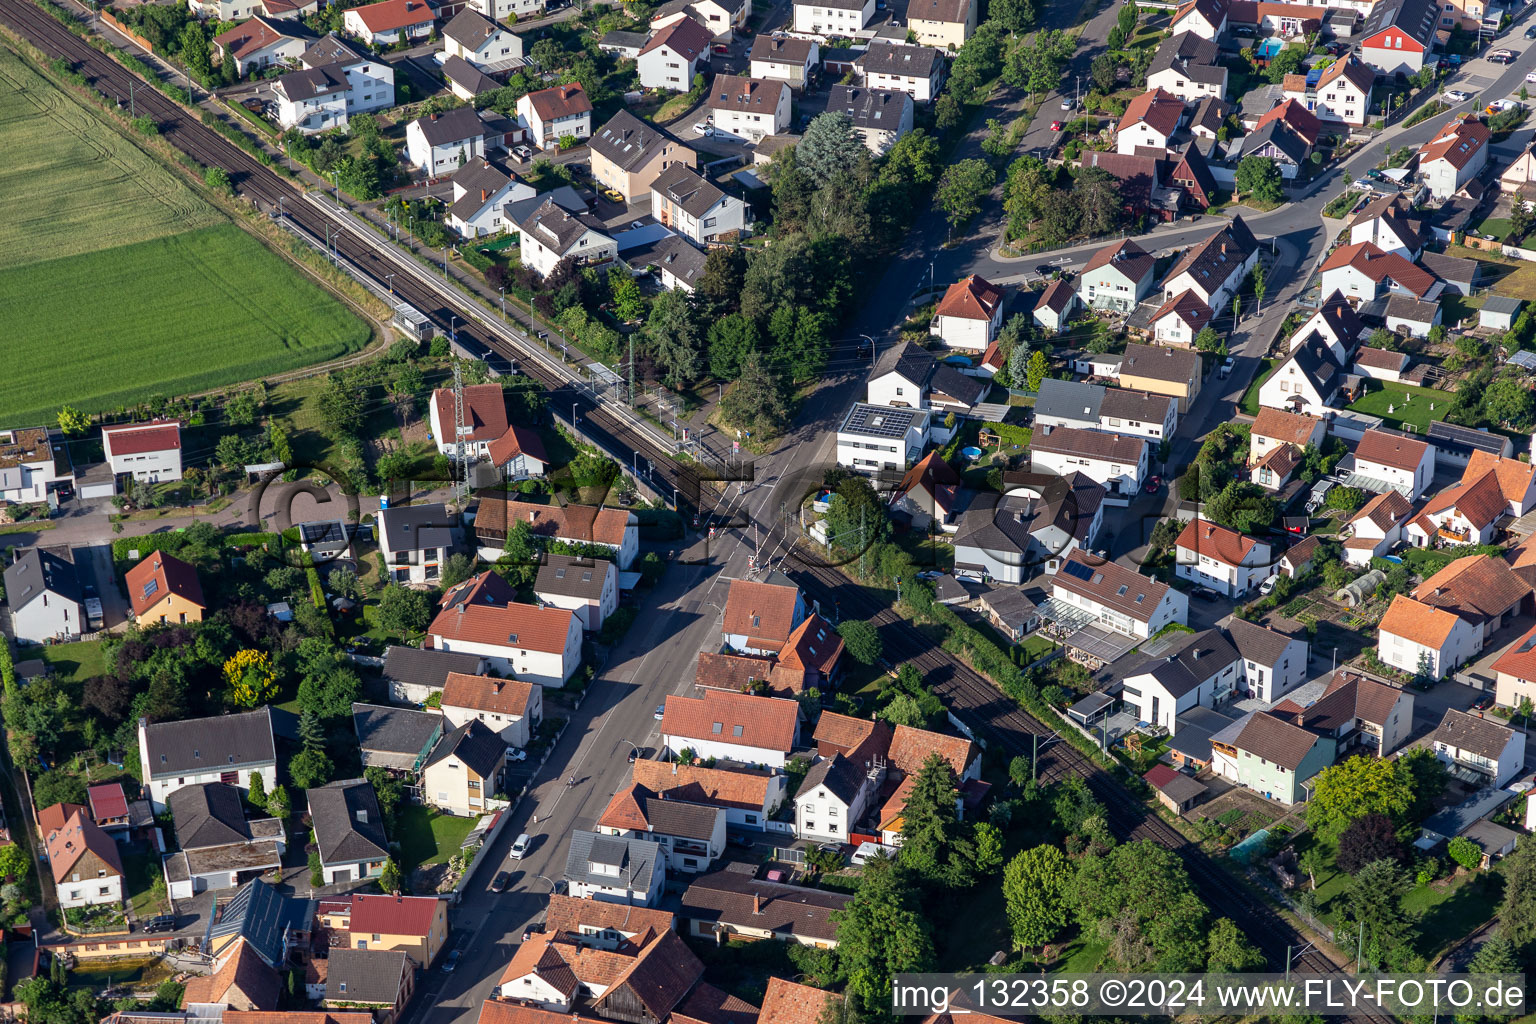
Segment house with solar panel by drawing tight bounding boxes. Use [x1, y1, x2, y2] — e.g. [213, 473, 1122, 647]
[835, 403, 930, 475]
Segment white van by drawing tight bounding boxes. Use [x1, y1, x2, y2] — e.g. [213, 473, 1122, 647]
[510, 833, 531, 859]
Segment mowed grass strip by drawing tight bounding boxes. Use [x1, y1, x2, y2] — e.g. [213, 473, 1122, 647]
[0, 45, 221, 268]
[0, 224, 370, 423]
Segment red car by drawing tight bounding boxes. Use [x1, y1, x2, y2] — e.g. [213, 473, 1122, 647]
[1050, 120, 1064, 131]
[1144, 475, 1162, 494]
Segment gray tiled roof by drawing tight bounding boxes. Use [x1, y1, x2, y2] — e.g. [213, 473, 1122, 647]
[1124, 628, 1239, 698]
[856, 42, 941, 77]
[352, 703, 444, 771]
[382, 646, 485, 689]
[1098, 387, 1173, 423]
[1035, 378, 1105, 424]
[826, 84, 910, 131]
[142, 708, 276, 780]
[536, 554, 612, 600]
[4, 546, 82, 611]
[1224, 617, 1298, 668]
[800, 753, 864, 804]
[169, 782, 255, 851]
[414, 106, 489, 148]
[275, 62, 347, 102]
[519, 198, 610, 254]
[307, 778, 390, 866]
[325, 948, 409, 1005]
[650, 163, 729, 218]
[590, 110, 685, 172]
[443, 8, 500, 48]
[441, 54, 500, 96]
[564, 830, 661, 892]
[425, 719, 506, 778]
[204, 878, 315, 968]
[302, 33, 364, 67]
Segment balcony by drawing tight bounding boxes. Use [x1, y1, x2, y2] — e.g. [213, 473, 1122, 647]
[1438, 526, 1473, 543]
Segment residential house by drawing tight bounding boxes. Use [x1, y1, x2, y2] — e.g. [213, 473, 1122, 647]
[516, 84, 592, 150]
[1188, 94, 1232, 140]
[932, 275, 1005, 350]
[102, 420, 182, 483]
[405, 107, 496, 176]
[321, 893, 450, 966]
[178, 940, 281, 1010]
[1034, 379, 1177, 442]
[541, 892, 675, 948]
[1503, 139, 1536, 202]
[1249, 407, 1326, 469]
[1354, 346, 1412, 381]
[1354, 428, 1435, 498]
[1408, 452, 1536, 547]
[446, 159, 535, 239]
[1358, 0, 1439, 74]
[722, 576, 806, 655]
[835, 402, 929, 473]
[1347, 193, 1424, 258]
[271, 61, 348, 134]
[462, 0, 545, 26]
[381, 646, 486, 705]
[813, 711, 891, 767]
[563, 830, 665, 905]
[1119, 629, 1242, 734]
[1078, 238, 1156, 313]
[427, 572, 583, 686]
[1211, 711, 1333, 804]
[952, 474, 1105, 581]
[1431, 708, 1526, 786]
[855, 43, 943, 102]
[202, 878, 316, 969]
[1255, 97, 1321, 147]
[322, 949, 414, 1024]
[1411, 554, 1531, 644]
[377, 502, 455, 585]
[889, 451, 962, 532]
[887, 722, 978, 781]
[1164, 146, 1221, 211]
[1386, 293, 1443, 337]
[442, 9, 522, 65]
[629, 759, 786, 830]
[795, 754, 877, 843]
[1029, 425, 1147, 499]
[590, 111, 696, 202]
[1377, 593, 1481, 680]
[1049, 550, 1189, 639]
[1279, 534, 1322, 577]
[1252, 437, 1304, 491]
[1149, 289, 1215, 346]
[751, 34, 820, 88]
[164, 783, 284, 898]
[0, 427, 71, 503]
[1160, 216, 1259, 311]
[1146, 32, 1227, 102]
[1227, 617, 1310, 703]
[828, 83, 913, 154]
[441, 672, 539, 748]
[492, 928, 707, 1016]
[679, 870, 849, 947]
[1292, 670, 1416, 756]
[342, 0, 433, 45]
[88, 783, 130, 832]
[353, 703, 444, 775]
[47, 810, 123, 908]
[1418, 115, 1491, 199]
[1170, 0, 1229, 39]
[660, 690, 800, 766]
[1116, 342, 1203, 413]
[652, 0, 751, 38]
[647, 234, 708, 291]
[907, 0, 976, 47]
[1032, 278, 1079, 333]
[637, 17, 712, 92]
[308, 779, 390, 886]
[1175, 518, 1274, 597]
[979, 586, 1039, 640]
[534, 554, 617, 633]
[516, 198, 616, 280]
[1116, 88, 1185, 155]
[422, 719, 507, 817]
[1258, 336, 1345, 415]
[760, 980, 843, 1024]
[124, 550, 206, 629]
[649, 164, 747, 243]
[791, 0, 874, 36]
[5, 546, 84, 644]
[471, 497, 638, 568]
[598, 783, 727, 873]
[1280, 55, 1373, 127]
[708, 75, 790, 141]
[1344, 489, 1416, 565]
[867, 341, 989, 413]
[1079, 151, 1165, 220]
[1241, 118, 1310, 178]
[1290, 290, 1369, 358]
[138, 708, 278, 813]
[429, 383, 508, 462]
[1492, 623, 1536, 709]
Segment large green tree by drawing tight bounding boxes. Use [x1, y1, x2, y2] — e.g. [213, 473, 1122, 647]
[837, 619, 883, 665]
[1344, 858, 1412, 958]
[1305, 755, 1418, 841]
[1002, 844, 1072, 949]
[1206, 918, 1265, 972]
[798, 112, 867, 185]
[934, 159, 996, 231]
[643, 288, 702, 389]
[899, 753, 965, 884]
[719, 351, 787, 437]
[1071, 841, 1208, 970]
[1235, 156, 1283, 204]
[831, 859, 935, 1012]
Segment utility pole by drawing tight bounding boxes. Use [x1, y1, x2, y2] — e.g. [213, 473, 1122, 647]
[452, 361, 469, 500]
[129, 79, 135, 118]
[1032, 733, 1038, 782]
[628, 335, 635, 406]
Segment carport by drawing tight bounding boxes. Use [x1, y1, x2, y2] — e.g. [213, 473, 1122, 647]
[1063, 624, 1140, 664]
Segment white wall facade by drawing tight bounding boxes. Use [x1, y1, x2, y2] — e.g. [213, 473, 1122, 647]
[429, 621, 583, 688]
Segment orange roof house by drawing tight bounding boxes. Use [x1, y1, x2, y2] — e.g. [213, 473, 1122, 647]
[1254, 98, 1321, 145]
[126, 550, 206, 625]
[660, 690, 800, 763]
[1117, 87, 1185, 140]
[758, 978, 842, 1024]
[721, 577, 805, 653]
[935, 275, 1003, 322]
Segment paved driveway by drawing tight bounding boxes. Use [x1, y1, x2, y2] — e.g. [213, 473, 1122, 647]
[75, 543, 129, 631]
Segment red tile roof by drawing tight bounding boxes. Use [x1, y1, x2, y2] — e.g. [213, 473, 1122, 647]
[87, 783, 128, 822]
[181, 939, 281, 1011]
[1150, 288, 1214, 332]
[693, 651, 809, 696]
[1176, 517, 1258, 567]
[888, 723, 974, 777]
[486, 425, 548, 468]
[1464, 450, 1536, 505]
[1419, 114, 1491, 171]
[102, 419, 180, 456]
[1350, 488, 1415, 532]
[431, 384, 508, 444]
[1118, 87, 1185, 137]
[1319, 241, 1438, 298]
[629, 760, 775, 811]
[639, 15, 711, 59]
[541, 893, 675, 940]
[472, 497, 633, 548]
[126, 550, 206, 617]
[524, 83, 593, 121]
[1412, 554, 1532, 626]
[661, 690, 799, 753]
[1379, 593, 1462, 649]
[779, 613, 844, 677]
[1491, 623, 1536, 682]
[722, 578, 801, 651]
[346, 0, 433, 32]
[1424, 470, 1508, 530]
[440, 672, 535, 716]
[37, 802, 86, 835]
[935, 275, 1003, 321]
[758, 978, 841, 1024]
[1254, 97, 1321, 145]
[429, 599, 576, 655]
[47, 809, 122, 883]
[349, 894, 442, 938]
[1355, 428, 1430, 472]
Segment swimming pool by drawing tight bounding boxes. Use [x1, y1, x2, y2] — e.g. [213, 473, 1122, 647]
[1256, 37, 1283, 58]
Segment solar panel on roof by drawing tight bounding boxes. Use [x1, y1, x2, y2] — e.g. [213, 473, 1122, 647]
[1061, 560, 1095, 582]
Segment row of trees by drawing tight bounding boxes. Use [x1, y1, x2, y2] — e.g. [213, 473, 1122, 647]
[1004, 157, 1125, 243]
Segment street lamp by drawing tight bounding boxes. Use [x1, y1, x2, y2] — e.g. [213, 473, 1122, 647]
[572, 402, 578, 425]
[500, 286, 506, 320]
[385, 273, 395, 295]
[450, 317, 458, 346]
[861, 334, 876, 365]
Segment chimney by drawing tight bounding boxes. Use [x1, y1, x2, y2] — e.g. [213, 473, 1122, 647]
[752, 893, 762, 915]
[482, 189, 489, 201]
[530, 510, 537, 522]
[431, 113, 438, 121]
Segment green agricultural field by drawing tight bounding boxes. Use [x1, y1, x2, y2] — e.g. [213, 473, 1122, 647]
[0, 45, 368, 423]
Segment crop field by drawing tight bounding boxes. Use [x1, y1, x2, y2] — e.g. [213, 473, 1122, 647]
[0, 45, 368, 423]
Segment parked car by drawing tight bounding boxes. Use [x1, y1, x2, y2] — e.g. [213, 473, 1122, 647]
[693, 122, 713, 134]
[441, 949, 461, 973]
[142, 915, 176, 934]
[600, 187, 625, 203]
[1050, 120, 1064, 131]
[510, 833, 532, 860]
[1259, 574, 1280, 596]
[506, 747, 527, 762]
[1218, 357, 1235, 378]
[1490, 48, 1518, 63]
[513, 145, 532, 162]
[713, 42, 730, 53]
[1144, 475, 1162, 494]
[1444, 88, 1473, 102]
[1190, 585, 1220, 601]
[1526, 24, 1536, 36]
[491, 871, 512, 893]
[1474, 694, 1496, 711]
[1059, 96, 1073, 110]
[654, 704, 665, 720]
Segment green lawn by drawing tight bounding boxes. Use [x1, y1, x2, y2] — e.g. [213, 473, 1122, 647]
[1345, 379, 1448, 431]
[1471, 217, 1515, 240]
[1022, 634, 1058, 662]
[122, 849, 170, 919]
[396, 805, 479, 870]
[1239, 359, 1277, 416]
[40, 640, 108, 685]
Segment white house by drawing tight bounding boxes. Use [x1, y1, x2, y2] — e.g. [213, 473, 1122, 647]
[1150, 289, 1214, 347]
[1169, 0, 1227, 39]
[1145, 32, 1227, 102]
[0, 427, 70, 503]
[1348, 193, 1423, 258]
[516, 84, 593, 150]
[1377, 594, 1481, 680]
[534, 554, 618, 633]
[796, 754, 876, 843]
[637, 16, 712, 91]
[446, 159, 535, 238]
[1033, 279, 1080, 334]
[750, 34, 820, 88]
[828, 84, 913, 154]
[855, 44, 942, 103]
[1078, 238, 1156, 313]
[212, 17, 311, 77]
[471, 498, 639, 569]
[428, 571, 584, 686]
[564, 831, 665, 906]
[1175, 518, 1274, 598]
[867, 342, 988, 412]
[1417, 115, 1490, 199]
[271, 35, 394, 134]
[1161, 216, 1259, 310]
[47, 811, 123, 909]
[487, 425, 548, 481]
[378, 502, 455, 585]
[342, 0, 433, 46]
[1279, 55, 1373, 127]
[1249, 407, 1326, 467]
[835, 403, 928, 474]
[4, 548, 84, 645]
[791, 0, 874, 35]
[1290, 290, 1368, 360]
[1319, 241, 1442, 303]
[708, 75, 790, 142]
[597, 784, 728, 874]
[517, 197, 616, 279]
[652, 0, 751, 39]
[1226, 618, 1310, 704]
[100, 420, 181, 483]
[1116, 87, 1184, 154]
[1049, 550, 1188, 639]
[1344, 489, 1415, 566]
[441, 671, 541, 748]
[138, 709, 279, 813]
[463, 0, 545, 25]
[1120, 629, 1242, 734]
[660, 690, 800, 767]
[1354, 347, 1412, 382]
[649, 164, 747, 244]
[1431, 708, 1526, 787]
[1354, 428, 1435, 499]
[721, 576, 807, 656]
[931, 274, 1004, 350]
[951, 475, 1105, 582]
[1035, 380, 1176, 442]
[428, 382, 507, 460]
[406, 106, 497, 176]
[442, 9, 523, 66]
[1029, 425, 1147, 499]
[1258, 339, 1344, 416]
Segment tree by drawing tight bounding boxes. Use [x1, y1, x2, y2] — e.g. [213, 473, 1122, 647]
[365, 766, 405, 832]
[439, 553, 474, 589]
[1072, 166, 1122, 236]
[831, 859, 935, 1010]
[1070, 840, 1208, 970]
[1336, 812, 1403, 874]
[643, 289, 702, 389]
[1236, 155, 1283, 204]
[288, 748, 333, 790]
[1090, 51, 1116, 92]
[266, 784, 291, 820]
[1306, 755, 1418, 841]
[876, 692, 927, 727]
[1002, 844, 1071, 949]
[1485, 377, 1536, 430]
[1469, 932, 1519, 976]
[1194, 326, 1225, 353]
[1206, 917, 1264, 972]
[990, 0, 1035, 33]
[610, 270, 645, 323]
[935, 159, 996, 231]
[974, 821, 1005, 875]
[899, 753, 963, 883]
[57, 406, 90, 436]
[297, 667, 360, 721]
[708, 313, 760, 380]
[317, 371, 367, 437]
[1252, 261, 1267, 310]
[838, 619, 883, 665]
[247, 770, 267, 809]
[1344, 858, 1412, 955]
[822, 475, 889, 557]
[33, 771, 87, 811]
[224, 649, 277, 707]
[1299, 847, 1325, 890]
[204, 166, 232, 195]
[719, 352, 787, 437]
[1448, 835, 1483, 871]
[1003, 155, 1055, 234]
[1025, 350, 1049, 392]
[0, 844, 28, 882]
[379, 857, 404, 894]
[798, 112, 866, 185]
[83, 674, 134, 722]
[1005, 336, 1033, 388]
[377, 585, 432, 637]
[499, 519, 540, 587]
[1264, 44, 1307, 83]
